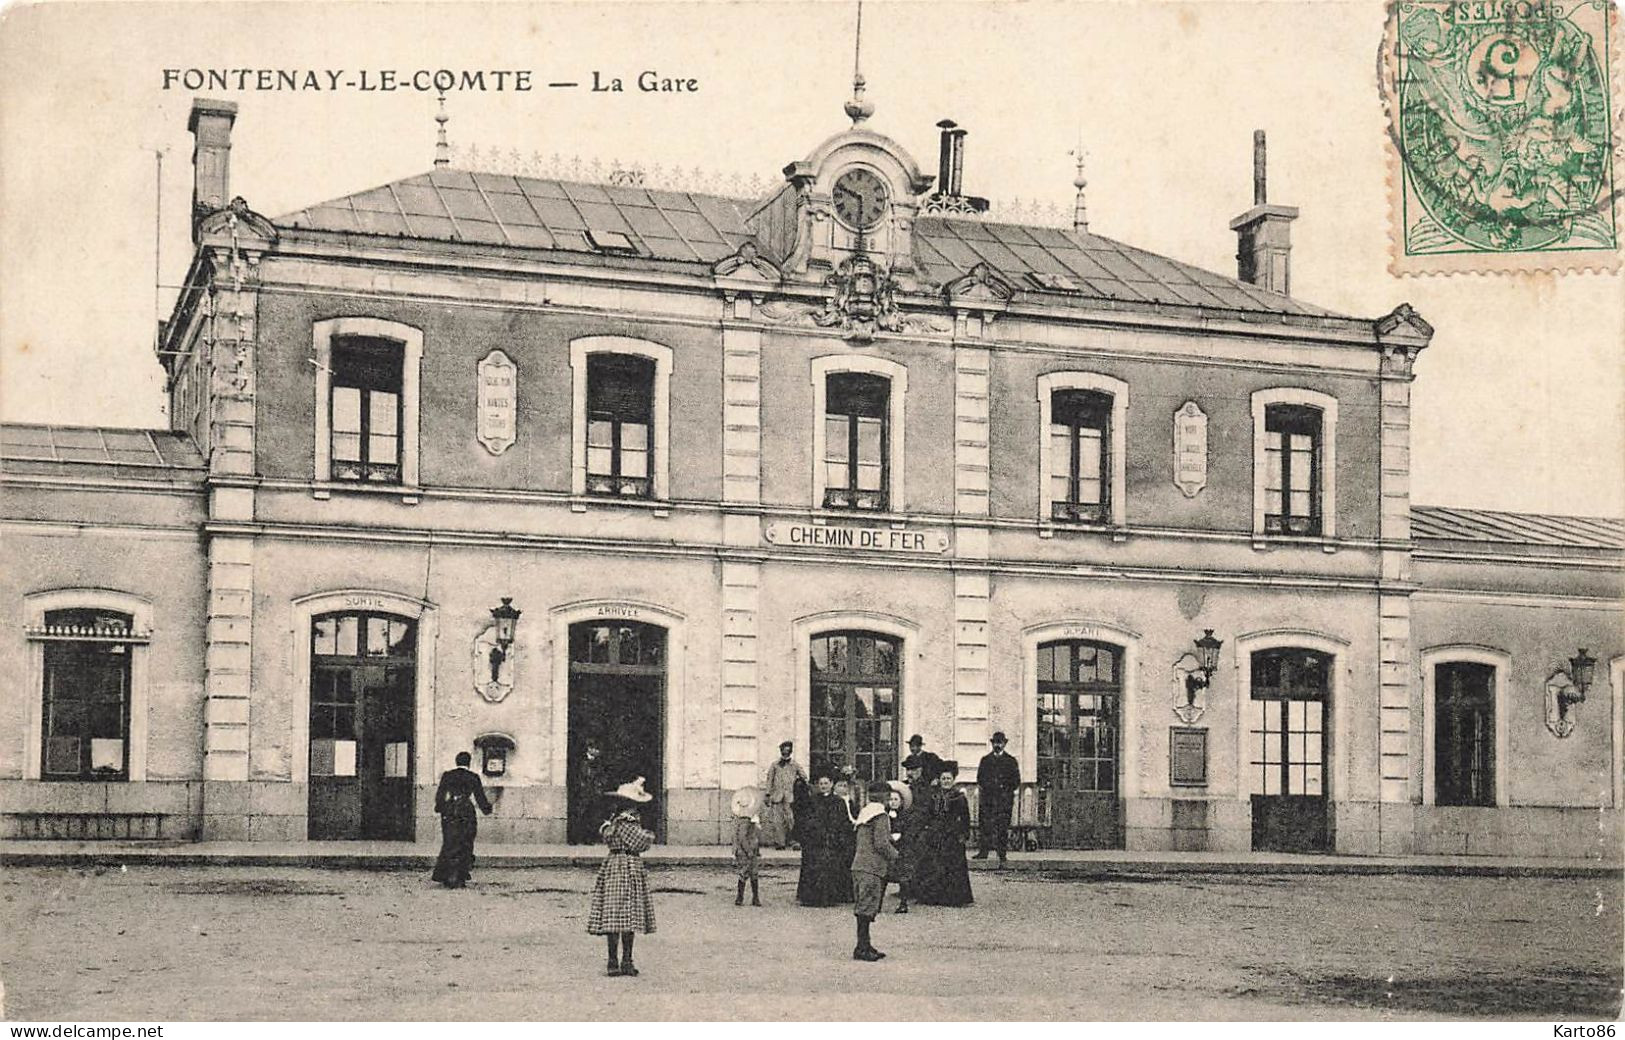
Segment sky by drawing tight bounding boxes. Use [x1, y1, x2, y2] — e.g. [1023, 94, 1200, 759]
[0, 0, 1620, 517]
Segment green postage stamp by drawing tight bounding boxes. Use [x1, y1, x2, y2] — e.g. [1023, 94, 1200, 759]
[1383, 0, 1621, 274]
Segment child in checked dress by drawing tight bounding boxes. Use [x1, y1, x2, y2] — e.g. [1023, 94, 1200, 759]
[588, 777, 657, 977]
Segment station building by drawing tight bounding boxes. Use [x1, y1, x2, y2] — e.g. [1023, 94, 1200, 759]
[1, 96, 1619, 857]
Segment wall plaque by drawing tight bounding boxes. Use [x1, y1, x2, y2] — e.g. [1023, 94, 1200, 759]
[1173, 401, 1208, 498]
[477, 350, 517, 455]
[764, 521, 950, 554]
[1170, 727, 1208, 787]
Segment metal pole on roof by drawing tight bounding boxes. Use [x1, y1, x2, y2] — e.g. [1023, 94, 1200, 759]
[434, 92, 451, 168]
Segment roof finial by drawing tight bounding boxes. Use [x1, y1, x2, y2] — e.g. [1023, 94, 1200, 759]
[843, 1, 874, 125]
[1069, 135, 1089, 234]
[434, 91, 451, 168]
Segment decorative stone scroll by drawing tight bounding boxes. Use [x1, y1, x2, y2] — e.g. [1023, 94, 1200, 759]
[472, 623, 518, 703]
[1173, 401, 1208, 498]
[477, 350, 517, 455]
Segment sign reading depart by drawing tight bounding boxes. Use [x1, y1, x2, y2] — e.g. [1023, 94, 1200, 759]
[765, 522, 950, 554]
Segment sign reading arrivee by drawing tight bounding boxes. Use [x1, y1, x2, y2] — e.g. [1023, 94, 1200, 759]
[764, 521, 950, 554]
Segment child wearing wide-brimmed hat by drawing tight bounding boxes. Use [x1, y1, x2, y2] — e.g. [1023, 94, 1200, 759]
[587, 776, 657, 977]
[729, 785, 763, 906]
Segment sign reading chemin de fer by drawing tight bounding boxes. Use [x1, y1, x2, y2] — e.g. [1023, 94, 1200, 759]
[764, 521, 950, 554]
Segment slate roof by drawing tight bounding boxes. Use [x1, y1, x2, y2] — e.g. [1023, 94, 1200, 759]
[277, 168, 1342, 319]
[1411, 505, 1624, 550]
[1, 424, 206, 474]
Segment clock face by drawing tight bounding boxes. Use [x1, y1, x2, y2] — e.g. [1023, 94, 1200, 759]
[832, 168, 889, 230]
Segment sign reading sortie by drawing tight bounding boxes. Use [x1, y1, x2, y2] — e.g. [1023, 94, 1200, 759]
[764, 521, 950, 555]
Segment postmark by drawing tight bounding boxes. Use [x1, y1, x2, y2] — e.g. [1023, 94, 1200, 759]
[1381, 0, 1622, 274]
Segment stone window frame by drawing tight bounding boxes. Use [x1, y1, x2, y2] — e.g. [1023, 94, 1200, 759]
[1232, 629, 1349, 801]
[791, 611, 919, 778]
[23, 589, 153, 782]
[1420, 645, 1511, 808]
[1250, 387, 1338, 539]
[1036, 372, 1129, 528]
[810, 355, 908, 515]
[569, 336, 673, 501]
[312, 318, 424, 500]
[1020, 620, 1142, 799]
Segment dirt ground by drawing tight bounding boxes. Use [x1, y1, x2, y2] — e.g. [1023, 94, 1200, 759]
[1, 863, 1619, 1021]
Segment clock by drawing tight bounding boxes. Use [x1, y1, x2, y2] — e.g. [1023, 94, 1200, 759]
[832, 167, 889, 230]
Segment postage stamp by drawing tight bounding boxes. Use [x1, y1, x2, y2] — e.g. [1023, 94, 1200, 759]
[1381, 0, 1622, 275]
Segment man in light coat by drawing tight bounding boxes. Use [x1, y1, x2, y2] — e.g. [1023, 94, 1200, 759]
[761, 740, 807, 850]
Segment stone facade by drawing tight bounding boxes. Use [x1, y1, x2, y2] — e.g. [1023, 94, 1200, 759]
[0, 99, 1618, 857]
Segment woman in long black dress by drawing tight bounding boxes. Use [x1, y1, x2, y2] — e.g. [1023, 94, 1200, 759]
[431, 751, 493, 888]
[912, 761, 974, 906]
[795, 774, 831, 905]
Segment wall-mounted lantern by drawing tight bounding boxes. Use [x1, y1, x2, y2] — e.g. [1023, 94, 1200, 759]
[487, 598, 522, 683]
[1566, 648, 1596, 705]
[1545, 647, 1596, 738]
[1186, 629, 1224, 701]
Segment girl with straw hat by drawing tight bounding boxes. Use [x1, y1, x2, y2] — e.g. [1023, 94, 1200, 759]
[587, 776, 657, 977]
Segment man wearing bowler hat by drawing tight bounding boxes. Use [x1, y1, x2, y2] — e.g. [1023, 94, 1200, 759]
[902, 734, 944, 781]
[975, 731, 1021, 867]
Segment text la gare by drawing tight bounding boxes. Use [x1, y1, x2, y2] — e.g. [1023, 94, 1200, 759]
[592, 70, 699, 93]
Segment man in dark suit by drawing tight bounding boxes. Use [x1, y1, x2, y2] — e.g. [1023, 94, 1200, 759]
[975, 731, 1021, 868]
[569, 740, 606, 845]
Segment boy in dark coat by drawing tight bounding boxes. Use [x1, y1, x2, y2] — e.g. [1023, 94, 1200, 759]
[850, 780, 898, 961]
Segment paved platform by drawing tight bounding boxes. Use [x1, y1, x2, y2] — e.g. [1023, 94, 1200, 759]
[1, 839, 1617, 876]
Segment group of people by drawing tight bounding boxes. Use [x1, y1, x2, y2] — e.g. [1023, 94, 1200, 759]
[427, 728, 1026, 974]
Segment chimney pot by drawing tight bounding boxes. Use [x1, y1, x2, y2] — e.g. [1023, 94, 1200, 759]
[1229, 129, 1297, 295]
[188, 98, 238, 240]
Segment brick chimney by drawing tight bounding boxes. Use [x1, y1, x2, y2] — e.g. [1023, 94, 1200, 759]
[1228, 130, 1298, 294]
[188, 98, 238, 239]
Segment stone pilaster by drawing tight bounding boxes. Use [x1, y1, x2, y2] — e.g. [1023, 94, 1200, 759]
[952, 344, 993, 777]
[1374, 305, 1432, 852]
[718, 293, 764, 791]
[196, 205, 274, 837]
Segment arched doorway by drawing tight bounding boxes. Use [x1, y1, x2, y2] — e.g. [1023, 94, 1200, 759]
[1036, 638, 1123, 849]
[568, 620, 666, 840]
[808, 630, 902, 785]
[1247, 647, 1331, 852]
[307, 610, 417, 840]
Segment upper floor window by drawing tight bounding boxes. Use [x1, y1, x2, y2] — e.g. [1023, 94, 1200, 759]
[824, 372, 889, 511]
[586, 353, 655, 498]
[1251, 388, 1338, 539]
[1037, 372, 1128, 527]
[330, 337, 403, 483]
[40, 609, 135, 781]
[1434, 661, 1495, 807]
[1049, 390, 1112, 523]
[1263, 404, 1321, 535]
[312, 318, 423, 494]
[810, 355, 907, 514]
[570, 337, 673, 502]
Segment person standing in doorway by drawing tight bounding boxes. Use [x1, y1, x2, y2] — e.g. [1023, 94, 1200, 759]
[569, 740, 607, 845]
[975, 731, 1021, 868]
[587, 777, 657, 977]
[431, 751, 493, 888]
[761, 740, 807, 850]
